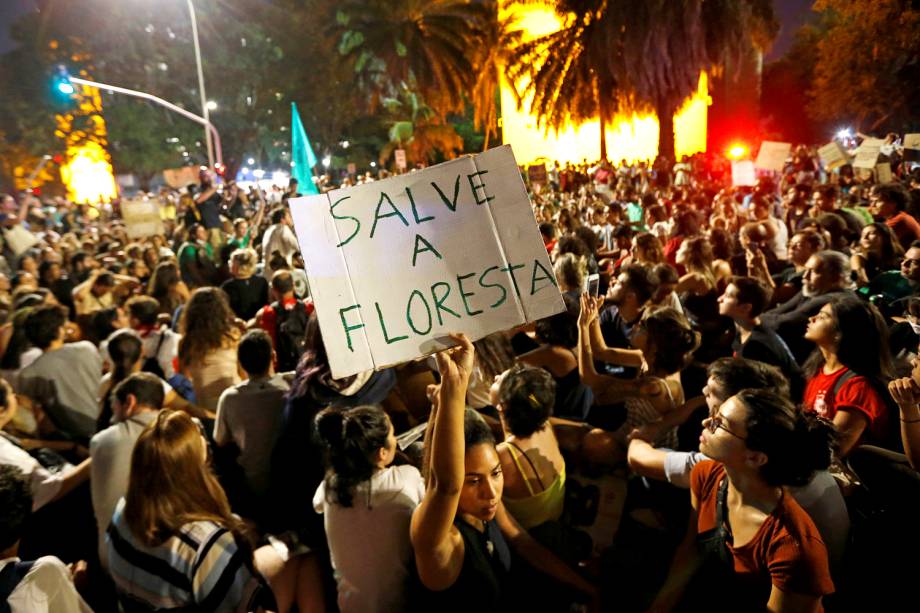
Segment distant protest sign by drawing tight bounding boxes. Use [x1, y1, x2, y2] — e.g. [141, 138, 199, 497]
[876, 162, 893, 183]
[162, 166, 199, 189]
[853, 138, 884, 170]
[731, 160, 756, 187]
[527, 163, 547, 185]
[121, 198, 164, 239]
[754, 141, 791, 172]
[818, 142, 850, 170]
[289, 145, 565, 378]
[394, 149, 407, 171]
[904, 134, 920, 162]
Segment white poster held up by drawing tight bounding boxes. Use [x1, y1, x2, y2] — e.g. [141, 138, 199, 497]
[121, 198, 165, 239]
[876, 162, 893, 183]
[818, 142, 850, 170]
[394, 149, 407, 171]
[731, 160, 756, 187]
[289, 145, 566, 379]
[754, 141, 792, 172]
[903, 133, 920, 162]
[853, 138, 884, 170]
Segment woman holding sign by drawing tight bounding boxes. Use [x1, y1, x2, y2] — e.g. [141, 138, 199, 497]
[410, 333, 597, 612]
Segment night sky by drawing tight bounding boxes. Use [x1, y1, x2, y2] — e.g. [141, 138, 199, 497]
[1, 1, 817, 59]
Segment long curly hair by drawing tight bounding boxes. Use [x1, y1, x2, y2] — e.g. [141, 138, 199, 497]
[178, 287, 238, 369]
[148, 261, 183, 314]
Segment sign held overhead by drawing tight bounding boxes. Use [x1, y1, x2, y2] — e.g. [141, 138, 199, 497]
[289, 145, 565, 379]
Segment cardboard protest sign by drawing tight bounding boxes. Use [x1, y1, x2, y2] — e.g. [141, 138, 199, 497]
[731, 160, 756, 187]
[904, 133, 920, 162]
[527, 163, 548, 185]
[121, 198, 165, 239]
[2, 224, 39, 256]
[853, 138, 884, 170]
[394, 149, 407, 171]
[754, 141, 792, 172]
[290, 145, 566, 379]
[162, 166, 199, 189]
[818, 142, 850, 170]
[875, 162, 893, 183]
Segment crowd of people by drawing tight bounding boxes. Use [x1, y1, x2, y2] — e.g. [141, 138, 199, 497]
[1, 140, 920, 612]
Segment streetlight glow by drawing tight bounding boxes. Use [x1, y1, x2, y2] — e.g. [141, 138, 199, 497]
[57, 81, 75, 95]
[247, 158, 255, 165]
[206, 100, 218, 111]
[322, 156, 331, 168]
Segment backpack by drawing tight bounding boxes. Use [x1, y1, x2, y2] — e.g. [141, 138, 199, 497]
[273, 300, 308, 372]
[141, 330, 167, 380]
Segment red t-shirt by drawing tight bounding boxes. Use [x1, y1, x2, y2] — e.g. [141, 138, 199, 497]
[802, 366, 887, 443]
[257, 297, 314, 364]
[691, 461, 834, 602]
[885, 211, 920, 250]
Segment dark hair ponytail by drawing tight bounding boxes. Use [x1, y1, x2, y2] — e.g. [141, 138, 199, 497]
[737, 389, 837, 487]
[97, 330, 143, 432]
[315, 406, 391, 508]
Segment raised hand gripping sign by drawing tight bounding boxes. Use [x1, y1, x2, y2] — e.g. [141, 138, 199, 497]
[289, 145, 565, 379]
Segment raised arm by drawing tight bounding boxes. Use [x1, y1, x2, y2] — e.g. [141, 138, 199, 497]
[577, 294, 641, 399]
[582, 294, 644, 368]
[410, 333, 474, 591]
[889, 377, 920, 470]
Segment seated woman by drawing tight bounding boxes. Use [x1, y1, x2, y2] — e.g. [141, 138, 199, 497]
[850, 222, 903, 287]
[411, 334, 596, 611]
[577, 294, 699, 451]
[491, 365, 566, 531]
[802, 295, 894, 456]
[105, 410, 312, 612]
[553, 253, 587, 302]
[517, 295, 593, 420]
[650, 389, 835, 612]
[314, 405, 425, 612]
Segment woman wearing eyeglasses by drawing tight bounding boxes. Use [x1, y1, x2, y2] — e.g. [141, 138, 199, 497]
[649, 389, 836, 613]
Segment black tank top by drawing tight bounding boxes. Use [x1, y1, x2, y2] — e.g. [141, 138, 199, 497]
[412, 518, 512, 612]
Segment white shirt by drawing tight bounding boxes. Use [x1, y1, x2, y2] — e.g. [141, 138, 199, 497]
[314, 465, 425, 613]
[0, 556, 92, 613]
[261, 223, 300, 280]
[0, 435, 67, 510]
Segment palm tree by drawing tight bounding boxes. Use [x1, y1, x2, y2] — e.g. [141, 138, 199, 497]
[335, 0, 488, 118]
[506, 0, 619, 160]
[379, 84, 464, 167]
[600, 0, 778, 160]
[471, 4, 524, 151]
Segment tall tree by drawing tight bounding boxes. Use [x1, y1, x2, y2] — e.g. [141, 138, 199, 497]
[471, 3, 524, 151]
[808, 0, 920, 133]
[335, 0, 488, 117]
[378, 84, 464, 167]
[506, 0, 619, 160]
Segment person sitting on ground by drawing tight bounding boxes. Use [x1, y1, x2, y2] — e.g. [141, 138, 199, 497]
[850, 222, 904, 287]
[627, 358, 849, 570]
[410, 334, 597, 611]
[890, 351, 920, 470]
[17, 304, 103, 441]
[177, 288, 242, 411]
[89, 372, 164, 570]
[716, 277, 802, 397]
[870, 182, 920, 251]
[106, 410, 312, 612]
[214, 329, 288, 503]
[147, 261, 190, 320]
[649, 263, 684, 314]
[0, 464, 92, 613]
[650, 390, 835, 612]
[597, 264, 659, 379]
[220, 248, 269, 321]
[71, 269, 137, 318]
[760, 250, 853, 363]
[802, 294, 895, 456]
[492, 365, 566, 532]
[253, 270, 313, 373]
[314, 404, 424, 613]
[552, 253, 587, 301]
[578, 294, 699, 453]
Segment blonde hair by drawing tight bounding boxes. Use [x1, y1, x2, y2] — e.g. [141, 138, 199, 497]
[230, 248, 258, 277]
[124, 410, 242, 546]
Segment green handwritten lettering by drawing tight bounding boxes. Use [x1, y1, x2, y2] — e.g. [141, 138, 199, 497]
[457, 272, 483, 316]
[375, 302, 408, 344]
[411, 234, 443, 267]
[406, 186, 434, 224]
[330, 196, 359, 247]
[406, 290, 433, 335]
[431, 175, 462, 212]
[530, 259, 557, 295]
[479, 266, 507, 308]
[339, 304, 363, 352]
[500, 262, 526, 298]
[431, 281, 461, 325]
[467, 170, 494, 206]
[370, 191, 409, 238]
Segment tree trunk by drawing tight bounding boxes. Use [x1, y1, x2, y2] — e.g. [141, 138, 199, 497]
[599, 104, 608, 161]
[657, 101, 675, 162]
[482, 125, 491, 152]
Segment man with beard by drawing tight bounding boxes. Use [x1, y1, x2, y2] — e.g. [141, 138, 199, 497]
[760, 250, 853, 362]
[597, 264, 658, 378]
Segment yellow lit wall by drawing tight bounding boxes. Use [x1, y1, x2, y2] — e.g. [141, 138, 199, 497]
[55, 81, 118, 204]
[500, 4, 709, 165]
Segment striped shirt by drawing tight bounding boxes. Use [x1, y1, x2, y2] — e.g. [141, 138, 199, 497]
[105, 498, 263, 612]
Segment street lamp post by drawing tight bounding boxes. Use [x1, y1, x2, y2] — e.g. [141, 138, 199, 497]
[185, 0, 214, 170]
[67, 75, 223, 167]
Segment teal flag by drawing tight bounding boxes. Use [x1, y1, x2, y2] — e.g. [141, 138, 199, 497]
[291, 102, 319, 195]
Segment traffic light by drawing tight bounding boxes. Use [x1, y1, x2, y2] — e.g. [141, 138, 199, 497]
[51, 65, 76, 101]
